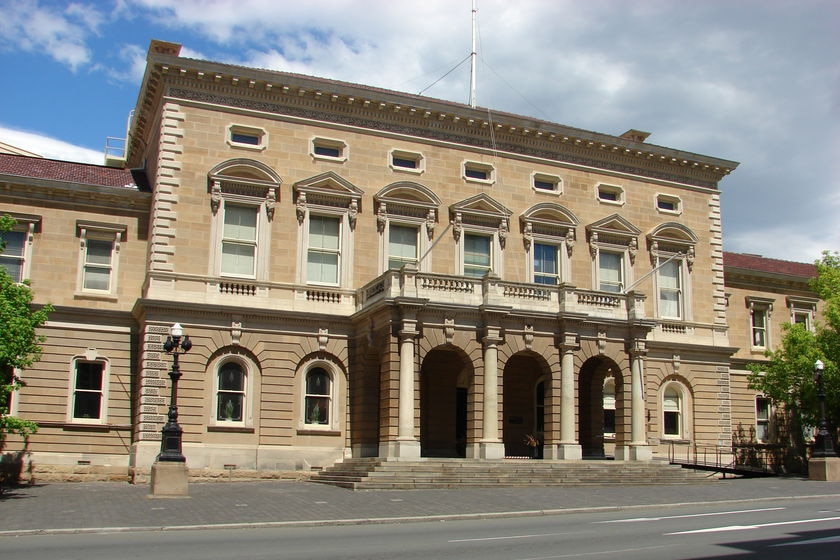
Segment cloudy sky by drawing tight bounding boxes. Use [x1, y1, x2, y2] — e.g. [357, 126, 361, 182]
[0, 0, 837, 262]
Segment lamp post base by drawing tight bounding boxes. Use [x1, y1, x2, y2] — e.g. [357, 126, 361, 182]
[809, 457, 840, 481]
[149, 460, 189, 497]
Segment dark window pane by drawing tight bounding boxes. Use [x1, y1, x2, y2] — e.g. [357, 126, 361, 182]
[74, 392, 102, 419]
[392, 157, 417, 168]
[217, 393, 244, 421]
[314, 145, 341, 157]
[305, 396, 329, 424]
[306, 369, 330, 395]
[664, 411, 680, 435]
[76, 362, 104, 390]
[219, 364, 245, 391]
[231, 132, 260, 145]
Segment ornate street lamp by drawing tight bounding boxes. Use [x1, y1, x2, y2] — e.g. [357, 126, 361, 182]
[812, 359, 835, 458]
[158, 323, 192, 462]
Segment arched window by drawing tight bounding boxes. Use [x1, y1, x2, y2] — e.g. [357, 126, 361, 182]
[216, 362, 246, 422]
[305, 368, 332, 425]
[663, 386, 682, 438]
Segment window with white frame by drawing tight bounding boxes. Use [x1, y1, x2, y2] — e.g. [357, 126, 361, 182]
[70, 360, 107, 423]
[662, 385, 682, 438]
[463, 233, 492, 278]
[216, 362, 246, 422]
[522, 203, 578, 286]
[532, 172, 562, 194]
[756, 397, 771, 442]
[374, 182, 440, 274]
[208, 159, 280, 282]
[221, 203, 258, 277]
[304, 367, 332, 426]
[596, 183, 624, 205]
[389, 149, 424, 174]
[0, 230, 26, 282]
[788, 297, 818, 332]
[462, 161, 495, 185]
[295, 172, 362, 288]
[311, 137, 347, 162]
[307, 214, 341, 285]
[587, 215, 640, 294]
[0, 214, 39, 283]
[648, 223, 697, 321]
[227, 124, 266, 150]
[656, 193, 682, 214]
[603, 377, 616, 436]
[451, 194, 512, 279]
[747, 297, 773, 349]
[388, 223, 419, 270]
[76, 223, 124, 295]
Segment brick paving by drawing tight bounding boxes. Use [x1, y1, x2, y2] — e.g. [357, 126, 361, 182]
[2, 477, 840, 535]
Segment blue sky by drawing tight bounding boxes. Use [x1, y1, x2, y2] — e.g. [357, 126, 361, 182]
[1, 0, 837, 262]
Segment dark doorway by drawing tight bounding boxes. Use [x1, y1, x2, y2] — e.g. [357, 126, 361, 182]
[420, 348, 471, 458]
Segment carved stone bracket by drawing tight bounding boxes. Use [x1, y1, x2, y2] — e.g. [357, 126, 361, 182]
[318, 327, 329, 351]
[426, 209, 436, 240]
[377, 202, 387, 233]
[451, 212, 462, 242]
[523, 324, 534, 351]
[295, 192, 307, 224]
[210, 180, 222, 215]
[498, 218, 509, 249]
[231, 320, 242, 345]
[523, 221, 533, 251]
[265, 187, 276, 221]
[566, 229, 575, 257]
[348, 200, 358, 231]
[444, 317, 455, 345]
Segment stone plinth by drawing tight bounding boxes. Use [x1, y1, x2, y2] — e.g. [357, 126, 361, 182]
[149, 461, 189, 497]
[809, 457, 840, 481]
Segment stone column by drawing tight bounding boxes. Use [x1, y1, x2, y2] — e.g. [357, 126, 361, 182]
[553, 333, 582, 460]
[478, 329, 504, 459]
[393, 327, 421, 459]
[620, 342, 652, 461]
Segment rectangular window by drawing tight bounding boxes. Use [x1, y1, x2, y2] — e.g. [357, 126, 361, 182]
[83, 238, 114, 291]
[599, 251, 623, 293]
[752, 308, 768, 347]
[217, 364, 245, 422]
[231, 132, 260, 145]
[72, 362, 104, 421]
[658, 258, 682, 318]
[793, 311, 811, 329]
[463, 162, 494, 184]
[463, 233, 492, 278]
[533, 242, 560, 285]
[312, 138, 347, 161]
[221, 204, 258, 277]
[388, 224, 418, 270]
[0, 230, 26, 282]
[314, 145, 340, 158]
[597, 184, 624, 203]
[756, 397, 771, 442]
[307, 215, 341, 284]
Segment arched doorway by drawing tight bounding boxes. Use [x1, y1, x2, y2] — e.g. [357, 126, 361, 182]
[502, 353, 549, 458]
[420, 347, 472, 457]
[579, 356, 623, 458]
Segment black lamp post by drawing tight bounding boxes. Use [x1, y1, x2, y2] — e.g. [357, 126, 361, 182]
[812, 359, 835, 458]
[158, 323, 192, 462]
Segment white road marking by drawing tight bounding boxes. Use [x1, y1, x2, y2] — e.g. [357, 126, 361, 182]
[665, 515, 840, 535]
[514, 544, 673, 559]
[449, 531, 577, 543]
[595, 507, 785, 523]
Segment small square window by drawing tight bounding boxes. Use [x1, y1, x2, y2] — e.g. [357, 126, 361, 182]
[389, 150, 424, 174]
[656, 194, 682, 214]
[532, 173, 562, 194]
[597, 184, 624, 204]
[463, 162, 494, 184]
[312, 138, 347, 162]
[228, 125, 266, 150]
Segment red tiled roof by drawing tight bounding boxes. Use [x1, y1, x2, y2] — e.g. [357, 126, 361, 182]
[0, 153, 139, 189]
[724, 251, 816, 278]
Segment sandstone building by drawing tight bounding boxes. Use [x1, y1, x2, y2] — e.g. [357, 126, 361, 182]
[0, 40, 820, 480]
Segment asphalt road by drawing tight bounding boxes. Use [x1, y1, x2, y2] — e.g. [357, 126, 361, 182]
[3, 496, 839, 560]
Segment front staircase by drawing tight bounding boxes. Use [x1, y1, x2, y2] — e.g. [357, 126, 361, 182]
[310, 458, 714, 490]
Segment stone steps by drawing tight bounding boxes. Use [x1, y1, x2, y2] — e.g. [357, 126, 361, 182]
[311, 458, 713, 490]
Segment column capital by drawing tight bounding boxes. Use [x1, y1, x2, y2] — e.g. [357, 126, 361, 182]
[557, 331, 580, 351]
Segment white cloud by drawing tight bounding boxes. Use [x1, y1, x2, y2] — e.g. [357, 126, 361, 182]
[0, 0, 106, 71]
[0, 126, 103, 164]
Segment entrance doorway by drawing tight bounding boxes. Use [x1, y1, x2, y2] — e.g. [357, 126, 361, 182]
[420, 348, 472, 457]
[502, 353, 548, 458]
[579, 357, 622, 458]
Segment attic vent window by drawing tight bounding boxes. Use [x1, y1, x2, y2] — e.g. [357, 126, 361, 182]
[228, 125, 266, 151]
[532, 173, 562, 194]
[463, 161, 495, 184]
[656, 194, 682, 214]
[597, 183, 624, 205]
[389, 149, 424, 174]
[312, 138, 347, 162]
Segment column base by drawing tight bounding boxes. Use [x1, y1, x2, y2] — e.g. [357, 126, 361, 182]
[477, 441, 505, 459]
[546, 443, 582, 460]
[614, 444, 652, 461]
[149, 461, 189, 497]
[809, 457, 840, 481]
[379, 439, 421, 460]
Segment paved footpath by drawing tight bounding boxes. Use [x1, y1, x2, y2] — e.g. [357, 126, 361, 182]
[2, 477, 840, 535]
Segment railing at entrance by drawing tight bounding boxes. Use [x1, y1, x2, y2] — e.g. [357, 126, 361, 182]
[668, 442, 780, 477]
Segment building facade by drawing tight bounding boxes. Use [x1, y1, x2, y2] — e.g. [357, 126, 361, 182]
[0, 40, 820, 480]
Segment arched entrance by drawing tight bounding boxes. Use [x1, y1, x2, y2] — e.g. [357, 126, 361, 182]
[502, 353, 549, 458]
[579, 356, 623, 458]
[420, 347, 472, 457]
